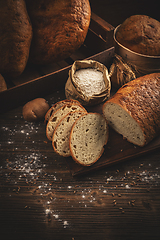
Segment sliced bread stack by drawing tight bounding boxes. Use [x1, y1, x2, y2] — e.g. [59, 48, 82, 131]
[46, 101, 87, 141]
[44, 99, 81, 125]
[45, 99, 109, 166]
[52, 110, 87, 157]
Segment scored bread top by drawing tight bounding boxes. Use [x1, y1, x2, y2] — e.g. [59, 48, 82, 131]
[69, 112, 109, 166]
[44, 99, 82, 124]
[52, 110, 87, 157]
[46, 103, 87, 141]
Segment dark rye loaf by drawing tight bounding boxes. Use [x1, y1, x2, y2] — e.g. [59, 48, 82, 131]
[116, 15, 160, 56]
[103, 73, 160, 147]
[0, 0, 32, 77]
[25, 0, 91, 65]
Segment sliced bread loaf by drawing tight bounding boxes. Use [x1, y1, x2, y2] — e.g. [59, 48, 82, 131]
[69, 113, 109, 166]
[102, 73, 160, 147]
[44, 99, 81, 125]
[52, 111, 86, 157]
[46, 103, 87, 141]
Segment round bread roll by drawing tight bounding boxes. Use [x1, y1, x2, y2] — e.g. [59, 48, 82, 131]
[23, 98, 50, 122]
[25, 0, 91, 65]
[116, 15, 160, 56]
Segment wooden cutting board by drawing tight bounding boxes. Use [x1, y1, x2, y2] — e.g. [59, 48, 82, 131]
[66, 103, 160, 176]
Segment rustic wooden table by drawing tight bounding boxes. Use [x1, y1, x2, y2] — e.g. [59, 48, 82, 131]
[0, 1, 160, 240]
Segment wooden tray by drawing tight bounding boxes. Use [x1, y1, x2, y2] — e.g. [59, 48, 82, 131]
[66, 103, 160, 177]
[0, 12, 114, 114]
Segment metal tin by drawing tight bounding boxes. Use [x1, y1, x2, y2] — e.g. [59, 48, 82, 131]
[113, 25, 160, 74]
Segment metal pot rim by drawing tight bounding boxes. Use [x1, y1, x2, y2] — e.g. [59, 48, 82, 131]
[114, 25, 160, 60]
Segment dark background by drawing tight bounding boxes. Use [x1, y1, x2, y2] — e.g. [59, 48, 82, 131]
[90, 0, 159, 27]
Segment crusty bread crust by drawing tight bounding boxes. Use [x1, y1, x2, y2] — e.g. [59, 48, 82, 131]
[25, 0, 91, 64]
[116, 15, 160, 56]
[44, 99, 81, 125]
[0, 0, 32, 77]
[103, 72, 160, 146]
[46, 103, 87, 141]
[69, 113, 109, 166]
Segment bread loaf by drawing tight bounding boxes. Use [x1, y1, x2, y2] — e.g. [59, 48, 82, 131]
[116, 15, 160, 56]
[0, 0, 32, 77]
[52, 111, 86, 157]
[102, 73, 160, 147]
[46, 103, 87, 141]
[25, 0, 91, 65]
[69, 113, 109, 166]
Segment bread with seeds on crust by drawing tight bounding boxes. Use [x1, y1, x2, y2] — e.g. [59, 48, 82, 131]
[102, 72, 160, 147]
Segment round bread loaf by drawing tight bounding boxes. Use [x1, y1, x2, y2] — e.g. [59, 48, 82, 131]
[25, 0, 91, 65]
[116, 15, 160, 56]
[102, 73, 160, 147]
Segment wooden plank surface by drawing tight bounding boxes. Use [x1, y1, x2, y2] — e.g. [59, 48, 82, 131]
[67, 124, 160, 177]
[0, 89, 160, 240]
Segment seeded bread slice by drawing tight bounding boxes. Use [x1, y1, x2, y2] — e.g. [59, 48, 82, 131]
[44, 99, 81, 125]
[46, 103, 87, 141]
[52, 111, 86, 157]
[102, 73, 160, 147]
[69, 113, 109, 166]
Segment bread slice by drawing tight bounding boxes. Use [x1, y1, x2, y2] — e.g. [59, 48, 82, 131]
[44, 99, 81, 125]
[69, 113, 109, 166]
[46, 103, 87, 141]
[52, 111, 86, 157]
[102, 73, 160, 147]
